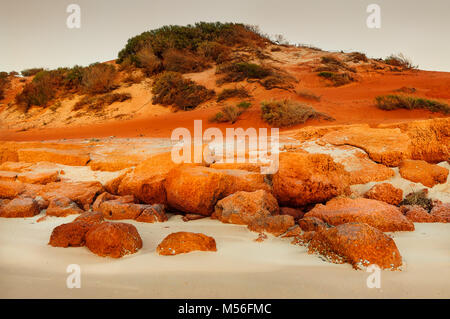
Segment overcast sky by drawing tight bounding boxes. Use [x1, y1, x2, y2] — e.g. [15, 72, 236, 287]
[1, 0, 449, 72]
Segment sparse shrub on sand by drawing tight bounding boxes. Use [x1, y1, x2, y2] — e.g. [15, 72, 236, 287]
[260, 99, 334, 127]
[196, 41, 231, 63]
[216, 86, 250, 102]
[151, 71, 214, 110]
[217, 62, 272, 83]
[346, 52, 368, 63]
[296, 89, 321, 101]
[20, 68, 44, 77]
[317, 71, 354, 87]
[210, 100, 252, 123]
[384, 53, 417, 70]
[81, 63, 118, 94]
[375, 94, 449, 114]
[0, 72, 9, 100]
[73, 92, 131, 111]
[162, 48, 209, 73]
[316, 55, 356, 73]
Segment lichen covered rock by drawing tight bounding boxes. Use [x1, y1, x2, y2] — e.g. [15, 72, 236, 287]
[157, 232, 217, 255]
[364, 183, 403, 206]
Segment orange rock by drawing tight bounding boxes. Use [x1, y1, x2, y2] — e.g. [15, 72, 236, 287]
[135, 204, 168, 223]
[17, 170, 59, 185]
[213, 190, 279, 225]
[209, 162, 262, 172]
[38, 181, 104, 210]
[379, 118, 449, 163]
[98, 200, 148, 220]
[0, 161, 32, 172]
[281, 225, 302, 238]
[399, 160, 448, 188]
[400, 205, 436, 223]
[308, 223, 403, 270]
[0, 180, 25, 198]
[165, 166, 271, 216]
[322, 126, 411, 167]
[291, 231, 316, 245]
[247, 215, 295, 236]
[254, 232, 268, 242]
[17, 148, 90, 166]
[272, 152, 350, 207]
[182, 214, 207, 222]
[103, 170, 131, 194]
[49, 221, 92, 247]
[280, 207, 305, 220]
[0, 196, 40, 218]
[0, 171, 17, 181]
[92, 192, 135, 211]
[305, 197, 414, 232]
[46, 197, 84, 217]
[298, 216, 329, 232]
[430, 201, 450, 223]
[115, 153, 178, 204]
[85, 222, 143, 258]
[364, 183, 403, 206]
[157, 232, 217, 255]
[74, 211, 104, 224]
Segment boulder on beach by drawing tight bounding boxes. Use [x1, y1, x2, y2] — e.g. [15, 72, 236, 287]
[399, 159, 448, 188]
[305, 197, 414, 232]
[298, 216, 329, 232]
[74, 211, 105, 224]
[135, 204, 168, 223]
[0, 196, 40, 218]
[46, 196, 84, 217]
[308, 223, 403, 270]
[157, 232, 217, 256]
[272, 152, 350, 207]
[85, 222, 143, 258]
[49, 221, 92, 247]
[400, 205, 437, 223]
[364, 183, 403, 206]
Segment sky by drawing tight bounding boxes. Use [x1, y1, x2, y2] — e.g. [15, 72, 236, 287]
[1, 0, 450, 72]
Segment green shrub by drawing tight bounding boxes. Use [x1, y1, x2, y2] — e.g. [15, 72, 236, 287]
[318, 71, 354, 86]
[162, 48, 209, 73]
[261, 99, 334, 127]
[196, 41, 230, 63]
[21, 68, 44, 77]
[151, 71, 214, 110]
[82, 63, 117, 94]
[217, 62, 272, 84]
[237, 101, 251, 109]
[217, 86, 250, 102]
[384, 53, 416, 69]
[375, 95, 449, 114]
[210, 105, 241, 123]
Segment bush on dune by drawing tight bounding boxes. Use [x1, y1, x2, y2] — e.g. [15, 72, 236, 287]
[216, 86, 250, 102]
[151, 71, 215, 110]
[384, 53, 417, 70]
[0, 72, 10, 100]
[162, 48, 209, 73]
[210, 100, 252, 123]
[375, 94, 449, 114]
[74, 92, 131, 111]
[81, 63, 117, 94]
[318, 71, 354, 87]
[217, 62, 272, 83]
[261, 99, 334, 127]
[20, 68, 44, 77]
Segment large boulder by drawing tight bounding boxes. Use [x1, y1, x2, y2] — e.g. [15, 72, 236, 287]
[38, 181, 104, 210]
[45, 197, 84, 217]
[213, 190, 294, 236]
[308, 223, 403, 270]
[0, 197, 40, 218]
[399, 160, 448, 188]
[322, 126, 411, 167]
[85, 222, 143, 258]
[165, 166, 271, 216]
[272, 152, 350, 207]
[379, 118, 450, 163]
[157, 232, 217, 255]
[17, 170, 59, 185]
[135, 204, 168, 223]
[364, 183, 403, 206]
[0, 180, 25, 199]
[400, 205, 437, 223]
[304, 197, 414, 232]
[49, 221, 92, 247]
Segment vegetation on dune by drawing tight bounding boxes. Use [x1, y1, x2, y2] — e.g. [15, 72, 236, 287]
[15, 63, 118, 112]
[296, 89, 321, 101]
[261, 99, 334, 127]
[317, 71, 354, 87]
[384, 53, 417, 70]
[209, 100, 252, 123]
[346, 52, 368, 63]
[21, 68, 44, 77]
[151, 71, 215, 110]
[73, 92, 131, 111]
[216, 62, 272, 83]
[216, 86, 251, 102]
[117, 22, 269, 72]
[0, 72, 10, 100]
[375, 94, 449, 114]
[316, 55, 356, 73]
